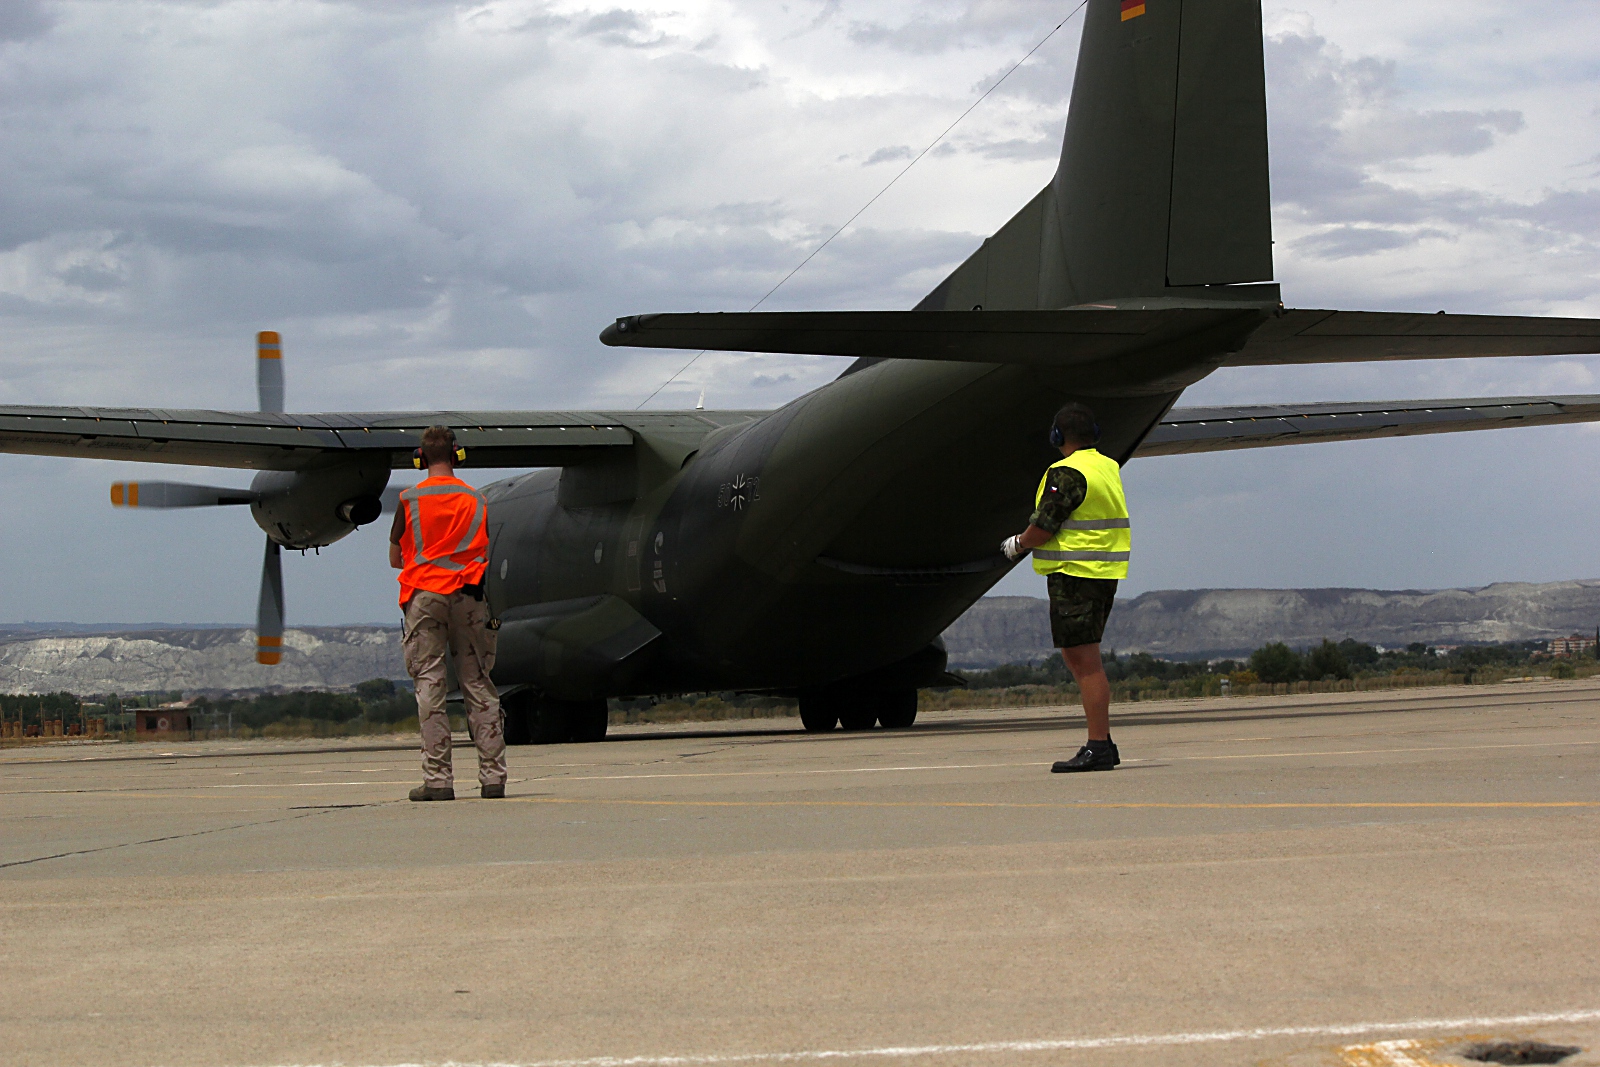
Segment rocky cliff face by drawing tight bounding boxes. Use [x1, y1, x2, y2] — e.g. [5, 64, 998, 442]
[940, 580, 1600, 667]
[0, 627, 402, 695]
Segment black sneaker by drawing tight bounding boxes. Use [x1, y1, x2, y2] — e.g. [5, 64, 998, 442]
[480, 783, 505, 799]
[1051, 744, 1119, 773]
[409, 784, 456, 801]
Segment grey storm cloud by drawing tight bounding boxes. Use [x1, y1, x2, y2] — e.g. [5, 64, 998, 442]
[0, 0, 52, 41]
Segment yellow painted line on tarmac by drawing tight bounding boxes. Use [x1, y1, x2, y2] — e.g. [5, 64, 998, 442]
[503, 797, 1600, 811]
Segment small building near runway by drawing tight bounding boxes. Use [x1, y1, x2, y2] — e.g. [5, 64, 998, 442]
[135, 702, 192, 737]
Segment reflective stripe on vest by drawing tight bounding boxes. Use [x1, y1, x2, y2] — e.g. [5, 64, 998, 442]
[1031, 448, 1131, 580]
[398, 478, 489, 602]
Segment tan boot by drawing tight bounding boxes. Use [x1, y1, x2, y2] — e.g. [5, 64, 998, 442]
[409, 784, 455, 802]
[480, 784, 505, 799]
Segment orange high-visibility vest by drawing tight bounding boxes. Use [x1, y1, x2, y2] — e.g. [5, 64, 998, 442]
[397, 476, 489, 605]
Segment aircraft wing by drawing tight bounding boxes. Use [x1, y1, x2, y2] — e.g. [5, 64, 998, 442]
[599, 308, 1600, 365]
[1137, 395, 1600, 457]
[0, 407, 761, 471]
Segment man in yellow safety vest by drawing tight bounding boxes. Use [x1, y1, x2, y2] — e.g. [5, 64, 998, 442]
[1001, 403, 1130, 772]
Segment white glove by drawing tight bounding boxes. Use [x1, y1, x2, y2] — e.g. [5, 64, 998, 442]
[1001, 534, 1025, 561]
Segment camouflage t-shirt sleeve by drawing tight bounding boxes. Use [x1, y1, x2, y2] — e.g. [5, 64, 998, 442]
[1028, 465, 1088, 533]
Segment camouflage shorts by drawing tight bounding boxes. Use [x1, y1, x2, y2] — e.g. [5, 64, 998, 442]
[1047, 573, 1118, 649]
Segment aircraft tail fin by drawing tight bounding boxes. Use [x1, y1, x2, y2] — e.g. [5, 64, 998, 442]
[918, 0, 1273, 312]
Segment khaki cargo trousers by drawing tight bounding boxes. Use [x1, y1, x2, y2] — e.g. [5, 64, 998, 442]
[403, 589, 506, 789]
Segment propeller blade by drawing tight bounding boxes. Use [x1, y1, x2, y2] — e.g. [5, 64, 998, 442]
[110, 482, 257, 508]
[256, 539, 284, 665]
[257, 330, 284, 414]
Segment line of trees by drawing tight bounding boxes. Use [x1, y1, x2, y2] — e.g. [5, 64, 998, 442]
[955, 639, 1562, 691]
[188, 679, 415, 730]
[1, 680, 416, 738]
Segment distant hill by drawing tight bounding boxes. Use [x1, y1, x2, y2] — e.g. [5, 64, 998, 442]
[7, 579, 1600, 691]
[0, 627, 402, 695]
[940, 580, 1600, 667]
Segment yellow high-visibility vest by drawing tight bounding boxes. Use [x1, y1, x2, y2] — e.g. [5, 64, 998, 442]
[1031, 448, 1131, 579]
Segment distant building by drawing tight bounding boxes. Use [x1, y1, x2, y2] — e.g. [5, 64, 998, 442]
[1549, 634, 1597, 657]
[135, 709, 191, 736]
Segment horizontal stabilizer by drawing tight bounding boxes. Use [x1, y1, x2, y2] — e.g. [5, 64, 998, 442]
[1139, 394, 1600, 457]
[601, 306, 1273, 365]
[603, 306, 1600, 368]
[1228, 310, 1600, 365]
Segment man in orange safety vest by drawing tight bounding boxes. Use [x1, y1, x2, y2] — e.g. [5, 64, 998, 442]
[389, 425, 506, 801]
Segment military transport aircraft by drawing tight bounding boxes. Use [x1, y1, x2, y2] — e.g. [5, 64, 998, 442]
[4, 0, 1600, 744]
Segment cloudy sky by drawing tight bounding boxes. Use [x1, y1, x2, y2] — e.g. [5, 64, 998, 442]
[1, 0, 1598, 625]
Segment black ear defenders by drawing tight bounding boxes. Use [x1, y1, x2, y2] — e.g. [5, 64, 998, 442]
[1047, 421, 1103, 448]
[412, 444, 468, 470]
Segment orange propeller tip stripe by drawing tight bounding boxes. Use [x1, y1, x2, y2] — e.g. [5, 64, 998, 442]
[110, 482, 138, 507]
[257, 636, 283, 647]
[257, 330, 282, 358]
[256, 651, 282, 665]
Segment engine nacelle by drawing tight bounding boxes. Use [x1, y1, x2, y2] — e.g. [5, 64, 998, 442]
[250, 457, 390, 550]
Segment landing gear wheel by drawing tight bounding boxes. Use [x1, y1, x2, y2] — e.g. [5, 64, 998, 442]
[502, 692, 534, 746]
[797, 692, 839, 732]
[836, 694, 878, 732]
[875, 690, 918, 729]
[530, 699, 571, 745]
[566, 700, 610, 743]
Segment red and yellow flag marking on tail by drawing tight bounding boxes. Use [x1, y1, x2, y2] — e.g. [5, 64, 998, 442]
[1121, 0, 1145, 20]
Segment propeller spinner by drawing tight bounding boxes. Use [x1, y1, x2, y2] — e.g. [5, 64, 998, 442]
[110, 331, 391, 664]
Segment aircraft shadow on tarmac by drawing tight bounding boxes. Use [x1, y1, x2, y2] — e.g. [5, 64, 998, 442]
[613, 689, 1596, 743]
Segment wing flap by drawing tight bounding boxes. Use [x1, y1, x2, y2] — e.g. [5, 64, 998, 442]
[1138, 395, 1600, 457]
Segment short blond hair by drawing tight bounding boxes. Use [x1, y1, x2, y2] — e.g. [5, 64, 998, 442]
[419, 425, 457, 466]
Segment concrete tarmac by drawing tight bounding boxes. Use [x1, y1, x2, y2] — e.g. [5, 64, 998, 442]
[3, 681, 1599, 1067]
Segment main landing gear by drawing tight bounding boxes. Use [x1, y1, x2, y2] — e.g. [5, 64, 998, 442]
[797, 688, 919, 732]
[502, 690, 609, 745]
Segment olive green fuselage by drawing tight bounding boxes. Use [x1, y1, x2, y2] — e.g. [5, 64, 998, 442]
[479, 354, 1203, 698]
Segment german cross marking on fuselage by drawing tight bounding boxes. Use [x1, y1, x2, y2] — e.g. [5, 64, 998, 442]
[717, 473, 761, 511]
